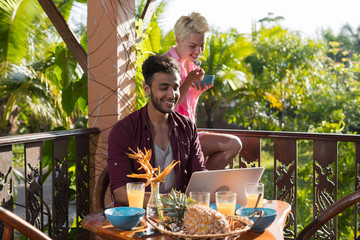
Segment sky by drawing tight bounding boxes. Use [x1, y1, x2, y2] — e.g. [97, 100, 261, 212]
[158, 0, 360, 38]
[69, 0, 359, 39]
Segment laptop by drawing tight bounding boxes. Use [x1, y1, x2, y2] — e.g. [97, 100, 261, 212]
[185, 167, 265, 206]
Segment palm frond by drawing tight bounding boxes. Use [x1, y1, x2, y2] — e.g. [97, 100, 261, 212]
[0, 0, 45, 65]
[0, 65, 69, 132]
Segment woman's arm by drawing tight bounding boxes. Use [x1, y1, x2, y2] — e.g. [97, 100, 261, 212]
[192, 81, 214, 99]
[177, 68, 204, 105]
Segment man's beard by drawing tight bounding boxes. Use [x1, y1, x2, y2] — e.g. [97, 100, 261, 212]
[150, 91, 176, 114]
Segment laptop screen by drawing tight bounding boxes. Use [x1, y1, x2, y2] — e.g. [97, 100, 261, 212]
[185, 167, 265, 206]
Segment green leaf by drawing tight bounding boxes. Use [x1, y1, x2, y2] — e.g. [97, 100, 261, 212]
[0, 0, 44, 64]
[80, 30, 87, 52]
[54, 45, 77, 89]
[62, 82, 78, 115]
[148, 22, 161, 53]
[56, 0, 74, 21]
[75, 74, 88, 112]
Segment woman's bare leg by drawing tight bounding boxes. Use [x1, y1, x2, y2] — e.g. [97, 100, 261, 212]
[199, 132, 242, 170]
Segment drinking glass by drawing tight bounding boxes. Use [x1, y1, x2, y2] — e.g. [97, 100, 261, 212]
[245, 183, 264, 208]
[189, 192, 210, 207]
[215, 191, 236, 215]
[126, 182, 145, 208]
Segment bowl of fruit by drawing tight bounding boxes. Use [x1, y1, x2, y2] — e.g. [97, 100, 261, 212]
[146, 190, 253, 239]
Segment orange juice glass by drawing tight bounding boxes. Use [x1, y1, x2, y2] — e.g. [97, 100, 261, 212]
[189, 192, 210, 207]
[126, 182, 145, 208]
[245, 183, 264, 208]
[216, 202, 236, 215]
[215, 191, 236, 215]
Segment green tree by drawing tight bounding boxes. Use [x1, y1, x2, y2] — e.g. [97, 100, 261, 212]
[197, 29, 254, 128]
[223, 21, 360, 238]
[226, 22, 360, 134]
[0, 0, 88, 135]
[134, 0, 170, 110]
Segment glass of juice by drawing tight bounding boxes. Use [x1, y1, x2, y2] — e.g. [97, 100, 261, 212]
[245, 183, 264, 208]
[189, 192, 210, 207]
[215, 191, 236, 215]
[126, 182, 145, 208]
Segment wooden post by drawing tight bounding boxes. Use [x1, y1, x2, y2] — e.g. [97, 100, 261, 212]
[87, 0, 136, 211]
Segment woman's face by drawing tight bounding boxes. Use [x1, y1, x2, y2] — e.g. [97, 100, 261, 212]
[176, 32, 205, 63]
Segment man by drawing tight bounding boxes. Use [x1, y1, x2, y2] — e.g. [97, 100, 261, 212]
[107, 55, 206, 207]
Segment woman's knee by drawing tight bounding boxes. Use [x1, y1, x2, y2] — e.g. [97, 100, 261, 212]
[200, 132, 242, 155]
[229, 135, 242, 154]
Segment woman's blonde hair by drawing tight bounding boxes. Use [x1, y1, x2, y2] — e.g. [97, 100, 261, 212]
[174, 12, 211, 42]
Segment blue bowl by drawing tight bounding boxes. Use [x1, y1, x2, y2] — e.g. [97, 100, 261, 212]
[236, 207, 277, 232]
[194, 75, 215, 88]
[104, 207, 145, 230]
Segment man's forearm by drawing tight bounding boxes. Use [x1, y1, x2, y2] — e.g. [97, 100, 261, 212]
[113, 186, 128, 205]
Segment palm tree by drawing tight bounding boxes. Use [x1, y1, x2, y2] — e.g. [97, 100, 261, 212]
[0, 0, 46, 69]
[197, 29, 254, 128]
[0, 0, 86, 135]
[0, 65, 68, 134]
[339, 24, 360, 54]
[135, 0, 172, 109]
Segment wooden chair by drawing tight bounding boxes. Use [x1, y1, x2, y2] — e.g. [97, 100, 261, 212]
[0, 206, 51, 240]
[297, 190, 360, 239]
[93, 165, 111, 213]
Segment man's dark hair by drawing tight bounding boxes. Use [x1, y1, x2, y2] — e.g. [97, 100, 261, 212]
[142, 55, 181, 86]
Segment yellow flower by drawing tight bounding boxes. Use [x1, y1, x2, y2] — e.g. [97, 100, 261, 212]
[126, 147, 179, 186]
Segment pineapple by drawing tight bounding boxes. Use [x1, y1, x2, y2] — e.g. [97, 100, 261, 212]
[160, 190, 230, 235]
[160, 189, 194, 231]
[183, 204, 230, 235]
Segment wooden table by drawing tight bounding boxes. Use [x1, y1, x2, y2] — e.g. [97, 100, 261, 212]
[82, 200, 291, 240]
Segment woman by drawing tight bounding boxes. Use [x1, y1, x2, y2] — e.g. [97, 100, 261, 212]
[164, 12, 242, 170]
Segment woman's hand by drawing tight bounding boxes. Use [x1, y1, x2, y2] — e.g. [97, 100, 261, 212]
[186, 68, 205, 83]
[192, 81, 214, 99]
[187, 68, 213, 99]
[178, 68, 205, 106]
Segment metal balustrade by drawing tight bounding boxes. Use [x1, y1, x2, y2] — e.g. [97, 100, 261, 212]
[0, 128, 100, 240]
[1, 128, 360, 239]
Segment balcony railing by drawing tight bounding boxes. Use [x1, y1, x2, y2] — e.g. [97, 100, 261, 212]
[1, 128, 360, 239]
[0, 128, 100, 239]
[205, 129, 360, 240]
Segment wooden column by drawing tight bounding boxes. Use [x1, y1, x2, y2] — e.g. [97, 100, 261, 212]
[87, 0, 136, 210]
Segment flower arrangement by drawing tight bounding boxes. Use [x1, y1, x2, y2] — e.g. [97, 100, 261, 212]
[126, 147, 179, 221]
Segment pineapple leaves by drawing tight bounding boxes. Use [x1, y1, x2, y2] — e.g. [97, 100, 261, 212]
[160, 189, 194, 224]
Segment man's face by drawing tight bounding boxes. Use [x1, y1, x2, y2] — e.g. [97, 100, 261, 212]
[176, 32, 206, 63]
[145, 72, 181, 114]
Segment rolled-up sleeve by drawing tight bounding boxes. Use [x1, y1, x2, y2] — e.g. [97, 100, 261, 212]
[107, 121, 134, 192]
[188, 124, 206, 173]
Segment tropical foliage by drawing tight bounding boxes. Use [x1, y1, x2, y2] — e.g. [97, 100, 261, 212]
[0, 0, 87, 238]
[197, 30, 254, 128]
[135, 0, 171, 110]
[219, 20, 360, 134]
[0, 0, 87, 136]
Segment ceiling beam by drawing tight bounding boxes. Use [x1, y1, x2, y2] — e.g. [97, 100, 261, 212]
[37, 0, 158, 77]
[37, 0, 88, 76]
[140, 0, 158, 31]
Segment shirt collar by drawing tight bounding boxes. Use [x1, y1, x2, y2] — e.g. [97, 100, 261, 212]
[169, 46, 182, 62]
